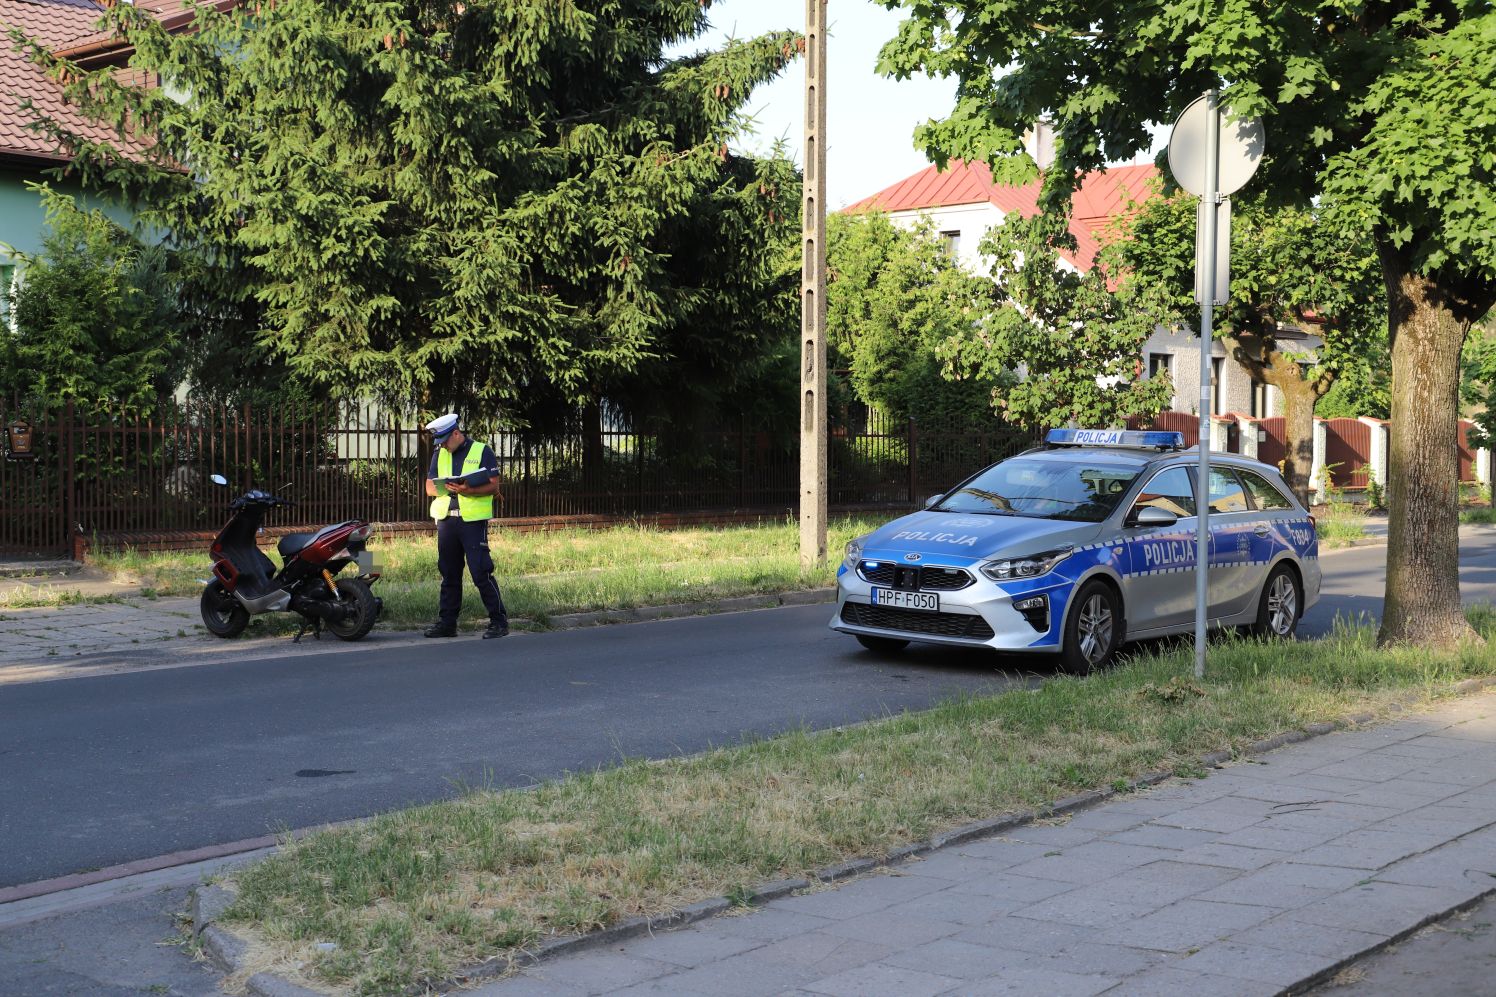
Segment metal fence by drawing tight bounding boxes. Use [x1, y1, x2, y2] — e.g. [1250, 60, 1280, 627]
[0, 400, 1037, 557]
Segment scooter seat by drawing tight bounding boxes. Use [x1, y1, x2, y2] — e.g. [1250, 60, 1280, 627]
[277, 532, 317, 559]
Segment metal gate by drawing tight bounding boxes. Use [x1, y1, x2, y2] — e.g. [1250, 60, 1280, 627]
[0, 402, 73, 558]
[1128, 411, 1200, 446]
[1324, 418, 1371, 488]
[1459, 420, 1477, 482]
[1254, 417, 1287, 469]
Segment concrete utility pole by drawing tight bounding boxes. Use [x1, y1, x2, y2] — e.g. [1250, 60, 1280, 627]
[799, 0, 828, 570]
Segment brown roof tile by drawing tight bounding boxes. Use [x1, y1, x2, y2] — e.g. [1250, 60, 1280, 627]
[0, 0, 212, 164]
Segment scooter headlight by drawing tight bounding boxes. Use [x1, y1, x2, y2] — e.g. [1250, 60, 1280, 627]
[981, 546, 1075, 581]
[843, 535, 868, 569]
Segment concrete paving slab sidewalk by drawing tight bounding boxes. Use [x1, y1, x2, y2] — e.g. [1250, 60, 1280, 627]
[0, 595, 408, 683]
[478, 692, 1496, 997]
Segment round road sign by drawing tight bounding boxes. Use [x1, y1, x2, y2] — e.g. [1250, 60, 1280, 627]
[1168, 94, 1265, 197]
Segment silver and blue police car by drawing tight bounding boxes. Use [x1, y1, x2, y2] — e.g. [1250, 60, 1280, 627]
[832, 429, 1321, 673]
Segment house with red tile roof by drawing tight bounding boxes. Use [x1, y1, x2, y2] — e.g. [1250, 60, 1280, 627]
[845, 159, 1290, 418]
[0, 0, 226, 322]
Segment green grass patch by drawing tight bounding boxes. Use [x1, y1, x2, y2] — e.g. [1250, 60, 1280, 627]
[1315, 504, 1368, 548]
[90, 517, 887, 630]
[1462, 507, 1496, 525]
[223, 613, 1496, 994]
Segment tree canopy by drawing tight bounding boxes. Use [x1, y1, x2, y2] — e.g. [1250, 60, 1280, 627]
[1, 185, 185, 410]
[19, 0, 802, 422]
[826, 211, 997, 426]
[937, 212, 1173, 429]
[878, 0, 1496, 647]
[1109, 186, 1387, 499]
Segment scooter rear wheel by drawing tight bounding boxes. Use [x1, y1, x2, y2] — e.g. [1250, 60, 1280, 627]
[200, 580, 250, 638]
[326, 577, 378, 641]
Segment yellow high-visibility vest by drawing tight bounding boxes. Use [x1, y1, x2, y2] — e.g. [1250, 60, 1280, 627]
[429, 441, 494, 521]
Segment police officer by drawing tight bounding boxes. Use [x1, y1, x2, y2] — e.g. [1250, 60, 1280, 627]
[422, 413, 508, 639]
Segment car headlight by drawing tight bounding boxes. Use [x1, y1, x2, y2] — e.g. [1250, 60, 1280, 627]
[980, 546, 1074, 581]
[843, 535, 868, 569]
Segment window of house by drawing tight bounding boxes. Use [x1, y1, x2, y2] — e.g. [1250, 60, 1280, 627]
[1131, 466, 1196, 519]
[1147, 353, 1172, 380]
[939, 230, 962, 260]
[1211, 357, 1224, 414]
[1249, 381, 1271, 418]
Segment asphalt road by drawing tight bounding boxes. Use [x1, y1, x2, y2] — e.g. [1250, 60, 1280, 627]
[3, 530, 1494, 890]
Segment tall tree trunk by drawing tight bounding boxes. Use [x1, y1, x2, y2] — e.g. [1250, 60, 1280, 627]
[1378, 253, 1476, 648]
[1225, 332, 1321, 507]
[1277, 375, 1317, 507]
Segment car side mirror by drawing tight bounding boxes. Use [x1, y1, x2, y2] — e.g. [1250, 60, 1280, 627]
[924, 494, 944, 509]
[1130, 506, 1179, 528]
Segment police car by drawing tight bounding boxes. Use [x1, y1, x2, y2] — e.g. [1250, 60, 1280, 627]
[832, 429, 1321, 673]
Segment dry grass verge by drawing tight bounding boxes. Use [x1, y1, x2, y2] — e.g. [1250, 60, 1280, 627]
[222, 614, 1496, 995]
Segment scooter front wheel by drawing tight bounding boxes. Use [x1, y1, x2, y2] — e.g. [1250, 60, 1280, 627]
[325, 577, 378, 641]
[200, 580, 250, 638]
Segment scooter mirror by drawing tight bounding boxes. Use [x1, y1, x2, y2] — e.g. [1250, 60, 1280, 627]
[210, 474, 228, 486]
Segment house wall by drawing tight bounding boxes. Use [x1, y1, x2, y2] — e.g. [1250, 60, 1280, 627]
[2, 164, 143, 329]
[1140, 327, 1271, 416]
[0, 165, 135, 262]
[886, 202, 1006, 274]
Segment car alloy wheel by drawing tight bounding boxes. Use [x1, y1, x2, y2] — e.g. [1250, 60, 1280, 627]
[1266, 572, 1297, 636]
[1077, 592, 1114, 666]
[1060, 580, 1121, 675]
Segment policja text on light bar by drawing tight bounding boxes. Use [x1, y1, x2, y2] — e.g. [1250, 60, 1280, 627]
[1044, 429, 1186, 450]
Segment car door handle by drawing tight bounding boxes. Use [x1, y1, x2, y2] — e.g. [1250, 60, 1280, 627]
[1253, 524, 1272, 537]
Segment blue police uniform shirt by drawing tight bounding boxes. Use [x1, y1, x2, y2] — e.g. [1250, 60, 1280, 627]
[428, 438, 500, 515]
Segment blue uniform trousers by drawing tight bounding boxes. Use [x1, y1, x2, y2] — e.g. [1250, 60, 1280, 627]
[436, 517, 507, 626]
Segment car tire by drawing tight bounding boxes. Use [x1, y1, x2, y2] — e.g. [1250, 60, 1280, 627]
[200, 580, 249, 638]
[1247, 564, 1301, 640]
[1059, 581, 1121, 675]
[855, 634, 909, 653]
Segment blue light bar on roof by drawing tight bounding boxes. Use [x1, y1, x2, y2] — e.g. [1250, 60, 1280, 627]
[1045, 428, 1186, 449]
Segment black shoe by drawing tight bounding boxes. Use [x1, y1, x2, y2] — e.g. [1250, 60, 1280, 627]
[424, 622, 457, 638]
[482, 622, 509, 640]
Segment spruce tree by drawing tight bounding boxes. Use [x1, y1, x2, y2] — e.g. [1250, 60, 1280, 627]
[19, 1, 801, 422]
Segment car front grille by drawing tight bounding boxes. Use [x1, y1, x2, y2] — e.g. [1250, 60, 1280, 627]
[919, 567, 975, 591]
[857, 560, 974, 591]
[840, 602, 996, 640]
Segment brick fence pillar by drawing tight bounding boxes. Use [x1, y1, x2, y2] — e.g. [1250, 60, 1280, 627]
[1311, 418, 1329, 504]
[1359, 417, 1389, 488]
[1209, 416, 1232, 453]
[1236, 416, 1259, 460]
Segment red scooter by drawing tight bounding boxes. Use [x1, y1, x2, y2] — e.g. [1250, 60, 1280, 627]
[199, 475, 383, 641]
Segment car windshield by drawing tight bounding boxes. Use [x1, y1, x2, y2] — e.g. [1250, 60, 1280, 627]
[934, 458, 1140, 523]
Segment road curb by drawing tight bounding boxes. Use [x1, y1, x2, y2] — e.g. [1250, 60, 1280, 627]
[536, 588, 834, 630]
[189, 674, 1496, 995]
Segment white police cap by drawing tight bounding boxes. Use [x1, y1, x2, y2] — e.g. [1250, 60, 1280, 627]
[424, 413, 459, 443]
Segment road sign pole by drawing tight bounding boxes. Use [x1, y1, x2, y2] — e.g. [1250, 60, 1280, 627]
[1194, 90, 1221, 681]
[799, 0, 828, 570]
